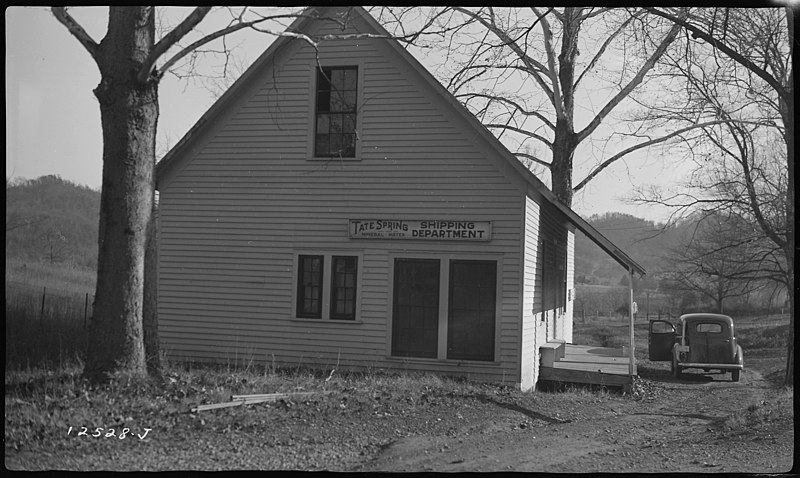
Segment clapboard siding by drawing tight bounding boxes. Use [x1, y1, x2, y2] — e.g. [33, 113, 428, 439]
[564, 230, 575, 343]
[519, 195, 541, 390]
[157, 10, 537, 386]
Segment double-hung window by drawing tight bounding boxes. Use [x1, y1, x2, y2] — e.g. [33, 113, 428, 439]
[295, 253, 359, 321]
[330, 256, 358, 319]
[315, 66, 358, 158]
[297, 255, 324, 318]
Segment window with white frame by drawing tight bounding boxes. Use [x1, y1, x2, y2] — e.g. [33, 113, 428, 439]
[295, 253, 359, 321]
[314, 66, 358, 158]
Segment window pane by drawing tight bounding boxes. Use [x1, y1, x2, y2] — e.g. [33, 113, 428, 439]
[331, 256, 357, 320]
[316, 90, 331, 113]
[317, 69, 331, 92]
[343, 91, 357, 111]
[342, 135, 356, 157]
[330, 91, 345, 112]
[343, 68, 357, 90]
[330, 114, 342, 134]
[315, 134, 329, 156]
[316, 114, 330, 134]
[651, 322, 675, 334]
[329, 134, 342, 155]
[297, 255, 323, 318]
[331, 69, 346, 89]
[696, 323, 722, 333]
[343, 114, 356, 133]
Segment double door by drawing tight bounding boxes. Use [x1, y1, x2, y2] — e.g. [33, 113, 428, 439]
[392, 258, 496, 362]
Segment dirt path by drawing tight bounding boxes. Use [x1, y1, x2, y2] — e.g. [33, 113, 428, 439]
[357, 362, 793, 473]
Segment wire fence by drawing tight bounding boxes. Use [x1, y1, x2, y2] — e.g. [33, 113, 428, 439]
[6, 281, 94, 368]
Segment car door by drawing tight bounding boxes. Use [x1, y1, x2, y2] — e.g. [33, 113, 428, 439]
[695, 321, 735, 364]
[649, 320, 677, 361]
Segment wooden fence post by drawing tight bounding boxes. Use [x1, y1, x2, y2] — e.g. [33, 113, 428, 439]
[40, 286, 47, 326]
[84, 293, 89, 329]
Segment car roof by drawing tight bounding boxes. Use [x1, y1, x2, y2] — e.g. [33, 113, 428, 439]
[679, 313, 734, 324]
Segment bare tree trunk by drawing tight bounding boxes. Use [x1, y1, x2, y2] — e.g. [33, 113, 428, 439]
[549, 7, 581, 208]
[84, 7, 158, 382]
[551, 127, 576, 206]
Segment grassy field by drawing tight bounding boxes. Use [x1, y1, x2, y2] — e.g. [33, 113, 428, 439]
[5, 260, 95, 369]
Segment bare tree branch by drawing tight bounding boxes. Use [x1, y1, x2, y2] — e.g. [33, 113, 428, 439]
[455, 92, 555, 130]
[532, 7, 564, 120]
[484, 123, 553, 148]
[575, 16, 685, 144]
[51, 7, 99, 61]
[645, 7, 790, 105]
[156, 12, 311, 79]
[574, 120, 737, 192]
[451, 7, 556, 107]
[515, 152, 551, 168]
[574, 14, 637, 90]
[138, 7, 212, 83]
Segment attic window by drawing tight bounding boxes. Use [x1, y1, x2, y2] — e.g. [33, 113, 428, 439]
[315, 66, 357, 158]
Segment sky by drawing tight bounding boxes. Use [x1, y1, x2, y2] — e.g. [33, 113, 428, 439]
[6, 6, 687, 223]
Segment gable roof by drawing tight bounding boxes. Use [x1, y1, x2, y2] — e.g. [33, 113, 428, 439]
[155, 6, 645, 276]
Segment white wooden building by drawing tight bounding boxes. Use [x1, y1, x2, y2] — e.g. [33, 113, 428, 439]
[155, 6, 645, 391]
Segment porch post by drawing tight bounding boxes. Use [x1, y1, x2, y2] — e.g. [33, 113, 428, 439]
[628, 267, 636, 376]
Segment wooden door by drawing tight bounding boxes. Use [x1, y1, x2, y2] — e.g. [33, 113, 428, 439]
[392, 259, 440, 358]
[447, 260, 496, 361]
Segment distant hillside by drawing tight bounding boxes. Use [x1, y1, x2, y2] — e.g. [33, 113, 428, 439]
[575, 212, 693, 289]
[6, 175, 100, 268]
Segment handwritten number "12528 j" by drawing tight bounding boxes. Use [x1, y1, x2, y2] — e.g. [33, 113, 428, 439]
[67, 426, 151, 440]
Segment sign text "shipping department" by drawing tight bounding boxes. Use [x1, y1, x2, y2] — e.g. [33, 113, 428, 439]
[348, 219, 492, 241]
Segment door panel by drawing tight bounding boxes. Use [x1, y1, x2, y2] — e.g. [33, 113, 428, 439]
[689, 321, 734, 364]
[447, 260, 496, 361]
[392, 259, 440, 358]
[648, 320, 676, 361]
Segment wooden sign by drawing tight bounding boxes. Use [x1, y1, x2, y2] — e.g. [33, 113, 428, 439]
[349, 219, 491, 241]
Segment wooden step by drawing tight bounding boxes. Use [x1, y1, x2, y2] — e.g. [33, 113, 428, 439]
[540, 340, 566, 367]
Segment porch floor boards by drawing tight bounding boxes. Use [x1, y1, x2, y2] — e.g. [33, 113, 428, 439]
[539, 344, 636, 389]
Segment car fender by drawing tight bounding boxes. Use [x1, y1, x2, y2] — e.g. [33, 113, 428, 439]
[672, 343, 688, 362]
[736, 345, 744, 366]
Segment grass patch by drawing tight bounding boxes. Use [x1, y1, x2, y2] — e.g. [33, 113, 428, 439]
[6, 260, 95, 370]
[572, 323, 630, 349]
[735, 324, 790, 350]
[720, 387, 794, 436]
[6, 259, 96, 295]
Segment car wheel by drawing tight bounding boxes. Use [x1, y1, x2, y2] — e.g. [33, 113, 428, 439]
[732, 370, 740, 382]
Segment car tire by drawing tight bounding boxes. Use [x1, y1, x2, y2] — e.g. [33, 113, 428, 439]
[732, 370, 740, 382]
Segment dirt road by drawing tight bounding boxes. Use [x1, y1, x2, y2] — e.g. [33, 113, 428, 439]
[357, 356, 794, 473]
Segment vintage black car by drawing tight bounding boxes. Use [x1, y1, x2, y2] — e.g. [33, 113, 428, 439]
[649, 313, 743, 381]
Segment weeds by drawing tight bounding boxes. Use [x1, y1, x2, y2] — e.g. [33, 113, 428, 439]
[6, 260, 94, 370]
[721, 387, 794, 435]
[735, 324, 790, 350]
